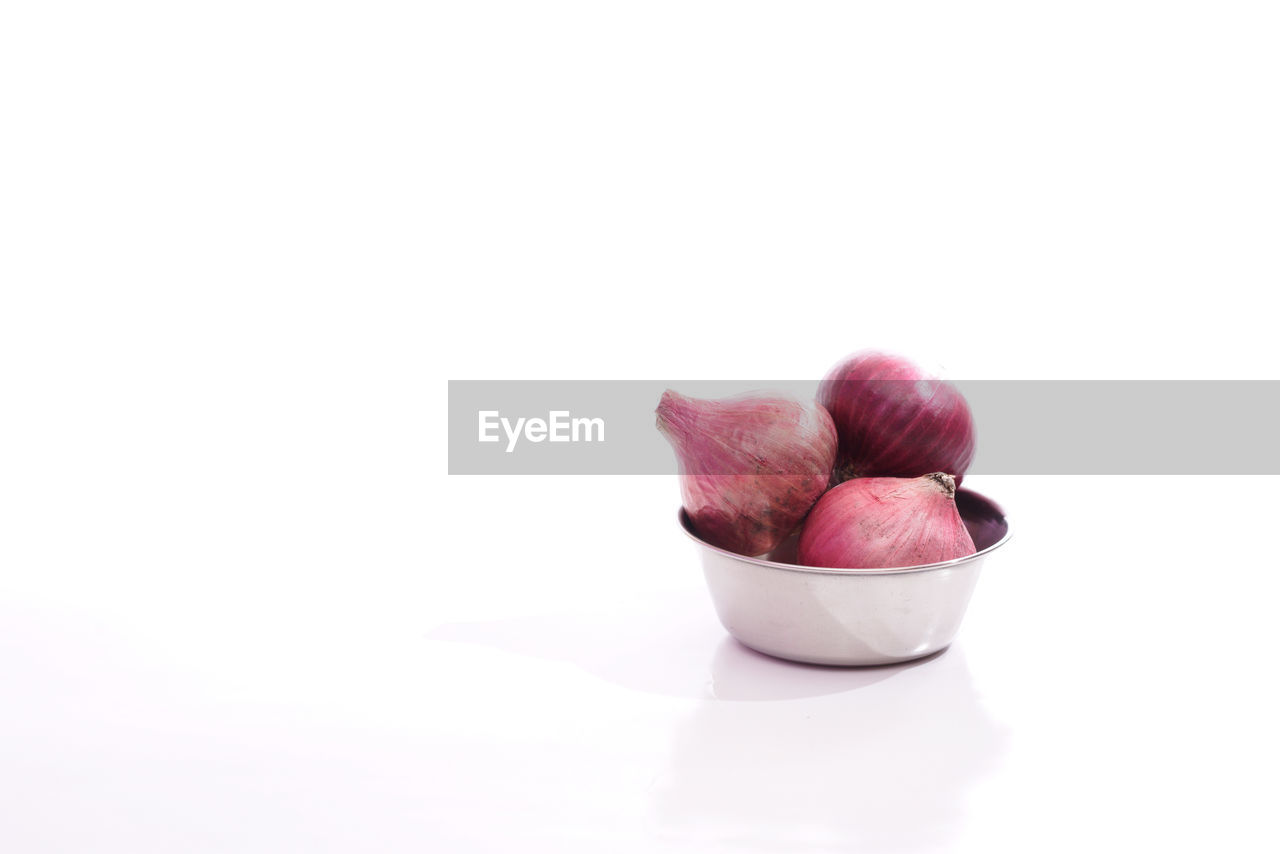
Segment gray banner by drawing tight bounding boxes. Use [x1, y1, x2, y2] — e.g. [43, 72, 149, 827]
[448, 380, 1280, 474]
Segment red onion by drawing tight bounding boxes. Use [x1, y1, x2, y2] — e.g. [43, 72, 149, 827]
[656, 390, 837, 557]
[798, 473, 977, 569]
[818, 350, 976, 484]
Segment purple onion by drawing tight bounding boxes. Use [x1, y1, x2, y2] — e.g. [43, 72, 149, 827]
[818, 350, 976, 485]
[798, 473, 977, 569]
[656, 390, 837, 557]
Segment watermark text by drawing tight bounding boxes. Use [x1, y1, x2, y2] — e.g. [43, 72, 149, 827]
[478, 410, 605, 453]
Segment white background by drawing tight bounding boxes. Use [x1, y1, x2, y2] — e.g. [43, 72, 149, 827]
[2, 2, 1278, 852]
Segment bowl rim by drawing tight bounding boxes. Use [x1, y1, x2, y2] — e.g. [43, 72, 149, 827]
[678, 507, 1011, 576]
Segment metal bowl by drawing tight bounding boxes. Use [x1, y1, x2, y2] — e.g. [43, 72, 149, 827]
[680, 489, 1011, 666]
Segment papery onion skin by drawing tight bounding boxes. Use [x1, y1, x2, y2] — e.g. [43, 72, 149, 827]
[818, 350, 976, 485]
[797, 473, 977, 569]
[656, 390, 837, 557]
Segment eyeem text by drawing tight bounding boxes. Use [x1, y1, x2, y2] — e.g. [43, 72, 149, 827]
[478, 410, 605, 453]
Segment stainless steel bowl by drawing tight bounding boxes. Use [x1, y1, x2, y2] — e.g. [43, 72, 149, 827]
[680, 489, 1011, 666]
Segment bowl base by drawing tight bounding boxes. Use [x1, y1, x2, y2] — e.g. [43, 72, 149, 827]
[732, 636, 952, 668]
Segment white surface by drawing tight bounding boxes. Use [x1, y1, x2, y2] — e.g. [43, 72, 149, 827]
[4, 2, 1280, 852]
[4, 476, 1279, 852]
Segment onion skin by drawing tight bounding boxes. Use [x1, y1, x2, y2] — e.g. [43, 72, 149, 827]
[656, 390, 837, 557]
[818, 351, 976, 485]
[798, 473, 977, 569]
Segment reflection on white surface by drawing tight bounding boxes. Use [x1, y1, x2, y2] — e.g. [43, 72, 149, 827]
[425, 594, 942, 703]
[431, 603, 1010, 852]
[651, 645, 1009, 852]
[707, 637, 940, 701]
[424, 589, 727, 699]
